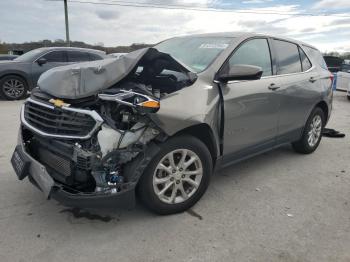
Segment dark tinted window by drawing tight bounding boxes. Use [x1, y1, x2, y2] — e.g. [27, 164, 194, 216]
[299, 47, 312, 71]
[67, 51, 90, 62]
[274, 40, 302, 74]
[43, 51, 66, 63]
[229, 38, 272, 76]
[89, 53, 104, 61]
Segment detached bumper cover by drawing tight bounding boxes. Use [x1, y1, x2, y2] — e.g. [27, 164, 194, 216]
[12, 128, 136, 208]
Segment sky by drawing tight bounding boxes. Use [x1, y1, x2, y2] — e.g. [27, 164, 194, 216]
[1, 0, 350, 52]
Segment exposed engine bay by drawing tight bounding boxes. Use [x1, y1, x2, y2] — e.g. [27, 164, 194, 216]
[20, 48, 197, 197]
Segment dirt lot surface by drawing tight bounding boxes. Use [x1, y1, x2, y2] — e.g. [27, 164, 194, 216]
[0, 92, 349, 262]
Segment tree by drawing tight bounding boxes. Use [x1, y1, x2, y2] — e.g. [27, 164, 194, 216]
[0, 39, 7, 54]
[0, 39, 153, 54]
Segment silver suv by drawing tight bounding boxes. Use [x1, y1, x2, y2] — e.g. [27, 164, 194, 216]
[11, 33, 333, 215]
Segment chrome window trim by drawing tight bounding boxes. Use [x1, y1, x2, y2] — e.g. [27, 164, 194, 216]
[21, 97, 104, 139]
[221, 66, 316, 84]
[261, 66, 315, 79]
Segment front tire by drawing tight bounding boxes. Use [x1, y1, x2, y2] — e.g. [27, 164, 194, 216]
[292, 107, 325, 154]
[0, 75, 28, 100]
[138, 135, 212, 215]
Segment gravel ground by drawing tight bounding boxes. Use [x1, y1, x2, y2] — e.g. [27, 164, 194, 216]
[0, 92, 349, 262]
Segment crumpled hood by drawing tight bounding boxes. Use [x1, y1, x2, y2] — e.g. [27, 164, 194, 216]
[38, 47, 194, 99]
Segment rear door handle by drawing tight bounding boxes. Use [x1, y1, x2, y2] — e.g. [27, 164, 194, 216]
[268, 83, 280, 91]
[309, 77, 317, 83]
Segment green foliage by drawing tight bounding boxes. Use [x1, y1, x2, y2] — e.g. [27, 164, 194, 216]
[0, 39, 153, 54]
[323, 51, 350, 60]
[0, 40, 8, 54]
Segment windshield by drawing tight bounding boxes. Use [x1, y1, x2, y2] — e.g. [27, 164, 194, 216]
[15, 49, 44, 62]
[155, 37, 233, 73]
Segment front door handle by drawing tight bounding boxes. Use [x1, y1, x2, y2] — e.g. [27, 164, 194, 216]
[268, 83, 280, 91]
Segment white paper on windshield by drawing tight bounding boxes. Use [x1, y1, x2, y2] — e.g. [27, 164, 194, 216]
[199, 43, 229, 49]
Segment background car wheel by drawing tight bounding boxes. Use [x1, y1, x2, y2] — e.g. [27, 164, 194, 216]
[137, 135, 212, 215]
[0, 75, 28, 100]
[347, 95, 350, 101]
[292, 107, 325, 154]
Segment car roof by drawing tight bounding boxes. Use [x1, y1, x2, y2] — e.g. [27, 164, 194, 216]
[174, 32, 318, 50]
[35, 47, 106, 55]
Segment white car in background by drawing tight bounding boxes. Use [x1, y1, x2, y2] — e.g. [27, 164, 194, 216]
[336, 63, 350, 100]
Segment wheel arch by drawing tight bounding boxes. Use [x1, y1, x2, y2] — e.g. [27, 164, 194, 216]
[314, 100, 329, 126]
[0, 72, 30, 89]
[174, 123, 219, 167]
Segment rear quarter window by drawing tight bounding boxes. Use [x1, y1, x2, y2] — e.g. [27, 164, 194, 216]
[299, 47, 312, 71]
[303, 46, 328, 70]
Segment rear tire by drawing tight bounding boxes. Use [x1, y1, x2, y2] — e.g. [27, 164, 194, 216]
[292, 107, 325, 154]
[347, 95, 350, 101]
[0, 75, 28, 100]
[137, 135, 212, 215]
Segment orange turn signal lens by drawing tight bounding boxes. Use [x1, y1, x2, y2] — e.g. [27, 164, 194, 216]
[140, 100, 160, 108]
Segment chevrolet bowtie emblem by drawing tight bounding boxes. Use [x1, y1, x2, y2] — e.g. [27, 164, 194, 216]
[49, 99, 70, 108]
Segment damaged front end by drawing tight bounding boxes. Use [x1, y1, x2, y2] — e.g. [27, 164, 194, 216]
[12, 48, 197, 208]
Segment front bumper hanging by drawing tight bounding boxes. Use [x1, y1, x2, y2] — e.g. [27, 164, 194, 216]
[11, 128, 136, 208]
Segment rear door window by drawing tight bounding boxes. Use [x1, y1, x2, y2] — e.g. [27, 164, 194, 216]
[273, 40, 302, 74]
[299, 47, 312, 71]
[67, 51, 90, 62]
[89, 53, 104, 61]
[228, 38, 272, 77]
[42, 51, 66, 63]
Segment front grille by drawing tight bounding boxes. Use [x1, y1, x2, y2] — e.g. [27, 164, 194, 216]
[23, 99, 100, 139]
[37, 147, 72, 177]
[77, 155, 92, 170]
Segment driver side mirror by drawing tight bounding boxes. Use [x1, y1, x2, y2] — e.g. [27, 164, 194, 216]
[216, 64, 263, 83]
[37, 57, 47, 66]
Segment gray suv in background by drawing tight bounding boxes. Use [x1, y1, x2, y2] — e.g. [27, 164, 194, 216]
[0, 47, 107, 100]
[11, 33, 333, 215]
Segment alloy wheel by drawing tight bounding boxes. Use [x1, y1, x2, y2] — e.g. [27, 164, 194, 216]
[2, 79, 25, 99]
[307, 114, 322, 147]
[153, 149, 203, 204]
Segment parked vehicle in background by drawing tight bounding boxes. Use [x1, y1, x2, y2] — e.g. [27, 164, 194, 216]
[11, 33, 333, 215]
[336, 63, 350, 98]
[0, 47, 107, 100]
[8, 50, 24, 56]
[109, 52, 127, 59]
[323, 56, 350, 94]
[0, 54, 19, 61]
[324, 55, 343, 73]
